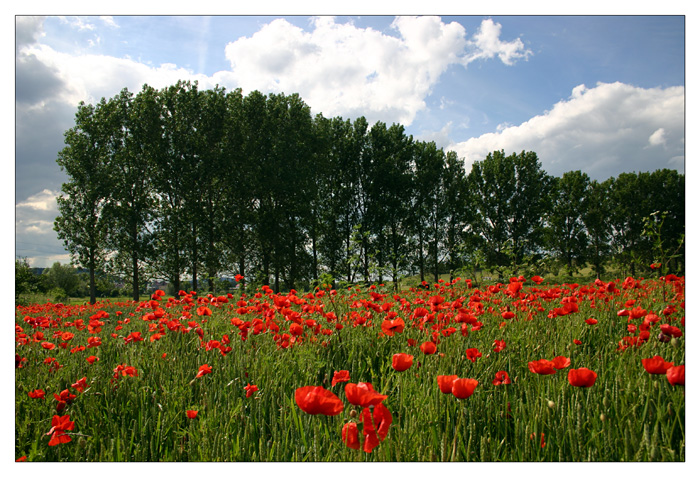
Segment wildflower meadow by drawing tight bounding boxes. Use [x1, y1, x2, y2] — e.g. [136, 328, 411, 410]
[14, 273, 685, 462]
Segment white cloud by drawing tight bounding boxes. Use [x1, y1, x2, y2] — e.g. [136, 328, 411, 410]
[648, 127, 666, 146]
[16, 16, 45, 48]
[223, 16, 529, 125]
[463, 18, 532, 66]
[100, 16, 119, 28]
[448, 82, 684, 180]
[18, 43, 217, 108]
[416, 121, 454, 149]
[59, 16, 96, 31]
[16, 16, 531, 128]
[15, 189, 71, 267]
[16, 189, 59, 212]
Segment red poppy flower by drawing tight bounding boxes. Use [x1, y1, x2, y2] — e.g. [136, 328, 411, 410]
[41, 341, 55, 350]
[124, 331, 144, 344]
[666, 365, 685, 386]
[501, 311, 516, 320]
[186, 410, 198, 419]
[46, 414, 75, 446]
[531, 276, 544, 284]
[244, 383, 259, 398]
[54, 389, 76, 405]
[381, 317, 405, 336]
[289, 323, 304, 337]
[331, 370, 350, 387]
[660, 324, 683, 338]
[87, 336, 102, 348]
[28, 389, 45, 399]
[585, 318, 598, 325]
[573, 339, 583, 345]
[465, 348, 482, 362]
[642, 356, 674, 374]
[567, 368, 597, 387]
[492, 371, 511, 386]
[361, 407, 380, 453]
[419, 341, 437, 355]
[437, 375, 458, 394]
[551, 356, 571, 369]
[71, 377, 88, 393]
[114, 364, 139, 378]
[342, 422, 360, 450]
[392, 353, 413, 371]
[372, 402, 392, 441]
[493, 339, 506, 353]
[86, 356, 99, 364]
[295, 386, 344, 416]
[451, 378, 478, 399]
[528, 359, 556, 375]
[345, 382, 387, 407]
[195, 364, 212, 378]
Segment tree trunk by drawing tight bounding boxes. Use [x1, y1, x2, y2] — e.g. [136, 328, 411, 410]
[89, 251, 96, 305]
[239, 257, 246, 294]
[131, 220, 140, 301]
[418, 226, 425, 284]
[132, 251, 139, 301]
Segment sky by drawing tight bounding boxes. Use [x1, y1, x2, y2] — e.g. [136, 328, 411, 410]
[11, 4, 691, 269]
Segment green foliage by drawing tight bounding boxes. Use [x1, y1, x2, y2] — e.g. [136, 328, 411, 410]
[15, 276, 685, 462]
[54, 81, 683, 297]
[15, 258, 44, 298]
[41, 262, 82, 297]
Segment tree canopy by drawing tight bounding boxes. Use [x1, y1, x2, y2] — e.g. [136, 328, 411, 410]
[54, 82, 685, 299]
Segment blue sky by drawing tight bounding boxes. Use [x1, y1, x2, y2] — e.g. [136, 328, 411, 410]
[12, 7, 689, 268]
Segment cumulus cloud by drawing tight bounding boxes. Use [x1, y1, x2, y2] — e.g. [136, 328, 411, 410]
[16, 16, 45, 48]
[648, 128, 666, 147]
[16, 189, 59, 212]
[463, 18, 532, 65]
[14, 16, 532, 265]
[15, 190, 69, 267]
[99, 16, 119, 28]
[448, 82, 684, 180]
[224, 16, 530, 125]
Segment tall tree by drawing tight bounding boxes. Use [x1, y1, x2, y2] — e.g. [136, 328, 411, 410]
[607, 172, 651, 275]
[466, 150, 552, 276]
[55, 99, 113, 304]
[583, 179, 613, 278]
[198, 86, 228, 292]
[545, 170, 591, 276]
[442, 150, 470, 280]
[412, 140, 446, 283]
[150, 80, 201, 293]
[364, 122, 413, 286]
[102, 86, 158, 301]
[219, 88, 252, 290]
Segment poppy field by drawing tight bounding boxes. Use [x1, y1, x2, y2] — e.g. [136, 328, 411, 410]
[15, 274, 685, 462]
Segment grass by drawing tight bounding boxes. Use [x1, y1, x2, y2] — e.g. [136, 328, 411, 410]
[14, 275, 685, 462]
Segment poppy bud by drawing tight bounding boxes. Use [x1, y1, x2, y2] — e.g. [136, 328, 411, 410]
[547, 400, 555, 409]
[600, 414, 606, 422]
[603, 396, 610, 408]
[671, 337, 679, 348]
[349, 409, 357, 418]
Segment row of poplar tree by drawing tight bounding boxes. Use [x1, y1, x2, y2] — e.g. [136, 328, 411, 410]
[54, 80, 685, 303]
